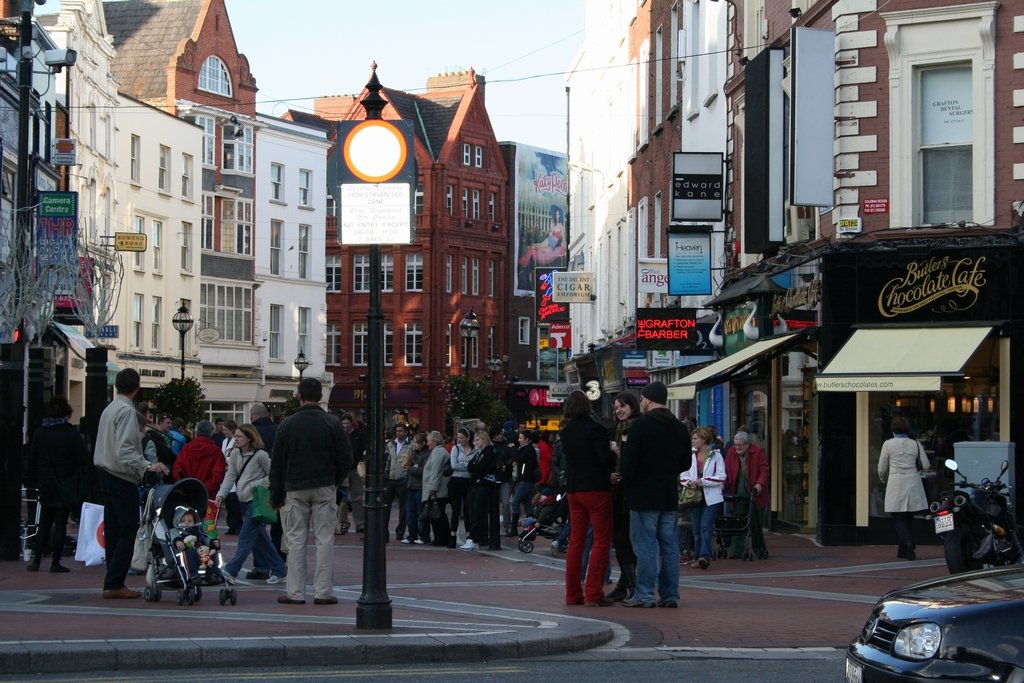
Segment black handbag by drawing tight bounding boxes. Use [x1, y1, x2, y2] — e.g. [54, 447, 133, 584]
[421, 496, 443, 523]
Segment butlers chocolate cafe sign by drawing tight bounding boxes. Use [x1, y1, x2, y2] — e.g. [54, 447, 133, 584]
[821, 245, 1009, 327]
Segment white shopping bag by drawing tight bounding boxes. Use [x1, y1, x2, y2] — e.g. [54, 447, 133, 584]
[75, 501, 106, 566]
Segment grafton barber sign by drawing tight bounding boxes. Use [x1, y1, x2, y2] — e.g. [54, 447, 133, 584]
[877, 256, 987, 318]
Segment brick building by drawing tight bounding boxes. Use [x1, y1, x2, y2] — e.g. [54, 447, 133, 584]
[310, 68, 510, 432]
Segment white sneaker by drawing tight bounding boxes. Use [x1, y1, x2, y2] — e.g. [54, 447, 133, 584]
[413, 539, 425, 545]
[265, 573, 281, 585]
[460, 540, 479, 551]
[400, 538, 411, 544]
[550, 541, 562, 557]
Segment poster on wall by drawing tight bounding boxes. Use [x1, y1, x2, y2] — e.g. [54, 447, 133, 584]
[514, 145, 568, 295]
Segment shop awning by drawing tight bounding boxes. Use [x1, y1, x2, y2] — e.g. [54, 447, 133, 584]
[667, 331, 809, 400]
[50, 322, 94, 359]
[815, 326, 994, 392]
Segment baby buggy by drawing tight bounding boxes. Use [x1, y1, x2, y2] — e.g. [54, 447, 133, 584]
[517, 490, 568, 553]
[714, 492, 770, 562]
[139, 478, 237, 606]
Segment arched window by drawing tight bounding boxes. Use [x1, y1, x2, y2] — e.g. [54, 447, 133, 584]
[198, 56, 232, 96]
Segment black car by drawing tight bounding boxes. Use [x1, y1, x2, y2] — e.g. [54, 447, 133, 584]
[847, 565, 1024, 682]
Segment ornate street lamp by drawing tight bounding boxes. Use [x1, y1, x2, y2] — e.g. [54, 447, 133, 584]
[458, 308, 480, 376]
[171, 303, 194, 380]
[293, 350, 311, 379]
[486, 355, 503, 384]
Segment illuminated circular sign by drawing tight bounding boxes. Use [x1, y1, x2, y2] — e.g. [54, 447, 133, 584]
[343, 120, 408, 183]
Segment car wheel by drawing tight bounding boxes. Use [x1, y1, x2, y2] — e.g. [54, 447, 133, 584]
[944, 527, 984, 574]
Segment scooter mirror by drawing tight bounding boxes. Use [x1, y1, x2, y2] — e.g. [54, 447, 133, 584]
[945, 459, 959, 472]
[1000, 460, 1009, 474]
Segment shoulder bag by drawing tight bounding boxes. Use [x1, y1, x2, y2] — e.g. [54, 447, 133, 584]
[678, 454, 705, 511]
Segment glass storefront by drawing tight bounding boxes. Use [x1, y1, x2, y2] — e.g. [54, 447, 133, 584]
[866, 371, 1000, 522]
[779, 370, 815, 531]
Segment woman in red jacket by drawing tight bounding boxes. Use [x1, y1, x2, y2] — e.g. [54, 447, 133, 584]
[723, 431, 769, 558]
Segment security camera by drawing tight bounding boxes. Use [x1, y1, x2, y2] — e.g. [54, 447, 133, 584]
[44, 48, 77, 70]
[789, 7, 802, 18]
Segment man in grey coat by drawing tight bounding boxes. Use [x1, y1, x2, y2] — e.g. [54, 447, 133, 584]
[270, 378, 352, 605]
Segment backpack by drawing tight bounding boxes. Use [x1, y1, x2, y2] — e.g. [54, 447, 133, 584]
[144, 429, 176, 484]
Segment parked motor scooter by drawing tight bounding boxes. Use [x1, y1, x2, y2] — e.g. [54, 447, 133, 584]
[928, 459, 1024, 574]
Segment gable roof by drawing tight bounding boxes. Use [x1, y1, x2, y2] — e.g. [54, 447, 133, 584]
[103, 0, 203, 104]
[382, 88, 463, 162]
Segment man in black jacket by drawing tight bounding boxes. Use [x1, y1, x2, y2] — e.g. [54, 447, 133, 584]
[619, 381, 691, 608]
[270, 378, 352, 605]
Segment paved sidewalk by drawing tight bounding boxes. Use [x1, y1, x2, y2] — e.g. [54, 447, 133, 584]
[0, 529, 948, 674]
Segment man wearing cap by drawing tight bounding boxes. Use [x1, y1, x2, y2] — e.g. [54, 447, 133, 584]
[619, 381, 691, 608]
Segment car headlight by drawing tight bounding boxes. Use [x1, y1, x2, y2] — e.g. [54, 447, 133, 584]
[893, 623, 941, 660]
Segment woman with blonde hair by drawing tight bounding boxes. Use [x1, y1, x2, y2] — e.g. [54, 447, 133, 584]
[680, 426, 727, 570]
[216, 423, 287, 583]
[463, 430, 501, 551]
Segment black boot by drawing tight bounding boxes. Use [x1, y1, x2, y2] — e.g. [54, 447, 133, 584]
[27, 555, 40, 572]
[606, 584, 630, 602]
[49, 562, 70, 573]
[506, 514, 519, 537]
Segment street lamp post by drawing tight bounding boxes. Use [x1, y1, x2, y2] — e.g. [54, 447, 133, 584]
[171, 303, 193, 380]
[356, 64, 392, 631]
[458, 309, 480, 376]
[293, 350, 310, 379]
[486, 355, 502, 386]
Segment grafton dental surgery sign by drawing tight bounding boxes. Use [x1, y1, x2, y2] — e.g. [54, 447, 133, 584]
[878, 255, 987, 318]
[636, 308, 698, 351]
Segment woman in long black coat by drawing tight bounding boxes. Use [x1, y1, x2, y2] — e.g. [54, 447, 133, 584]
[29, 396, 89, 572]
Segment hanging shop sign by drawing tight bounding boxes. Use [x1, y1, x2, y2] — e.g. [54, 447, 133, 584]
[667, 230, 712, 296]
[535, 268, 570, 323]
[671, 152, 724, 222]
[636, 307, 698, 351]
[552, 271, 594, 303]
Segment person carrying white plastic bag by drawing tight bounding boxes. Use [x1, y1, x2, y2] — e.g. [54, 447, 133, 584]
[74, 501, 106, 566]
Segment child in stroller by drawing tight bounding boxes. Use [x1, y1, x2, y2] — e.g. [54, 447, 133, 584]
[517, 490, 568, 553]
[141, 477, 236, 606]
[170, 507, 222, 585]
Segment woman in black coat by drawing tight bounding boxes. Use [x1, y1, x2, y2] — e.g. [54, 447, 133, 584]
[29, 396, 90, 572]
[463, 431, 501, 551]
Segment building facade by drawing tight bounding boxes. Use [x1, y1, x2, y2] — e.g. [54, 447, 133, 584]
[316, 69, 510, 432]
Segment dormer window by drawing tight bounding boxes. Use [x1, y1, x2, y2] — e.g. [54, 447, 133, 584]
[198, 56, 232, 96]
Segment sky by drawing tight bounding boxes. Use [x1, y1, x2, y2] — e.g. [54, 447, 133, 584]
[47, 0, 586, 153]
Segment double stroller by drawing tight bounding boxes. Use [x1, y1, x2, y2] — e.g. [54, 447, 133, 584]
[139, 478, 237, 606]
[517, 489, 568, 553]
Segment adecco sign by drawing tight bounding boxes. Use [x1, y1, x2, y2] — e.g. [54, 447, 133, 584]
[551, 272, 594, 303]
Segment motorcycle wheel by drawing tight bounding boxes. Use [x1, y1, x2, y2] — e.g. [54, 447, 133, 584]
[943, 528, 984, 574]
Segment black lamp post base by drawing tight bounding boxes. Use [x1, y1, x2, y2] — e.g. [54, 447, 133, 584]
[355, 600, 394, 630]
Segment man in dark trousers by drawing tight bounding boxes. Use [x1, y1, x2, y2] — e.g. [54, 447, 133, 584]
[93, 369, 169, 598]
[270, 378, 352, 605]
[338, 413, 366, 534]
[619, 381, 691, 608]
